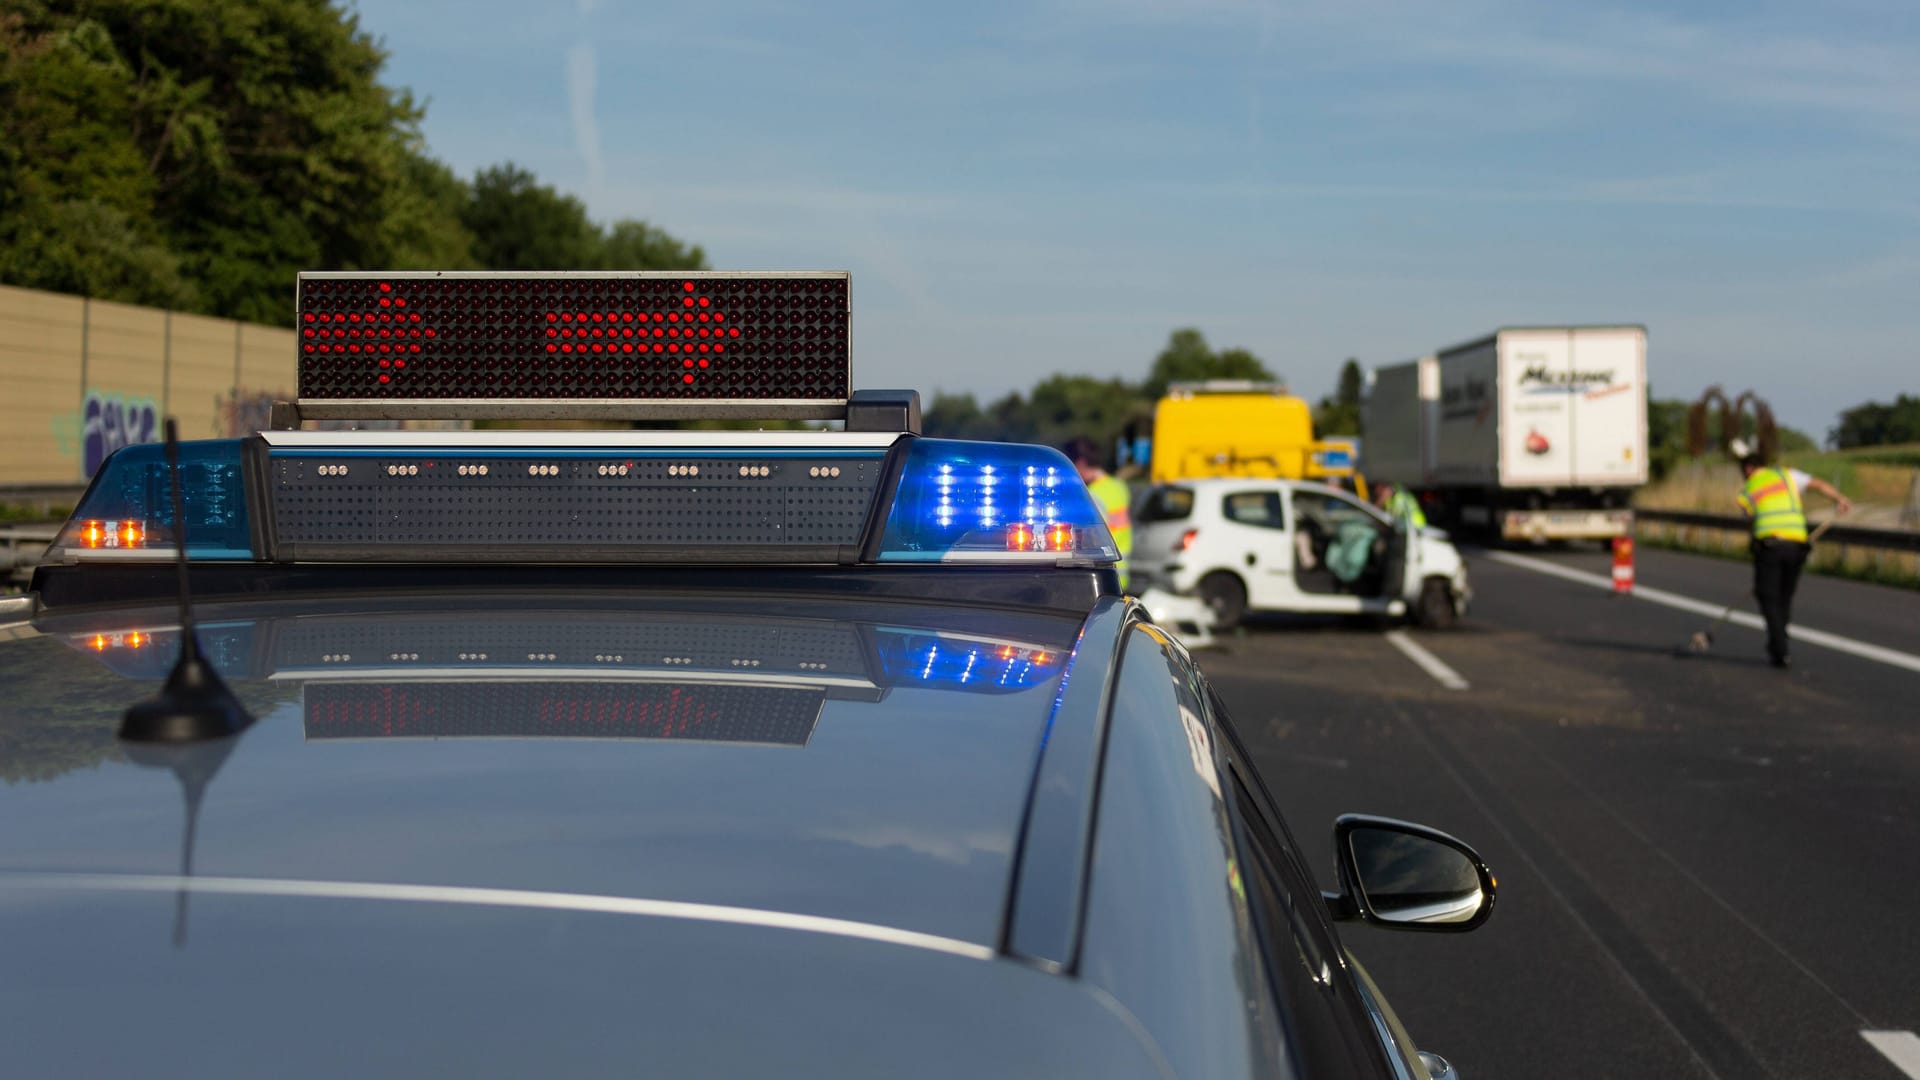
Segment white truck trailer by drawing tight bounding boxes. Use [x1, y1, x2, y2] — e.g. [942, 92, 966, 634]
[1363, 326, 1648, 542]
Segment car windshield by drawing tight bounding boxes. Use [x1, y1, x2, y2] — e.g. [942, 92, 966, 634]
[1294, 488, 1387, 529]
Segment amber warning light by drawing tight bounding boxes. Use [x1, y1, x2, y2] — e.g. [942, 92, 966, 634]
[79, 520, 145, 549]
[295, 272, 849, 410]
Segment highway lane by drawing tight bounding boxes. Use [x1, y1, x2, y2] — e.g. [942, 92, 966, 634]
[1510, 543, 1920, 657]
[1207, 548, 1920, 1080]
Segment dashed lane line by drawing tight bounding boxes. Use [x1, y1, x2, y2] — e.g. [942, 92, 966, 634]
[1385, 630, 1469, 690]
[1483, 551, 1920, 676]
[1864, 1031, 1920, 1080]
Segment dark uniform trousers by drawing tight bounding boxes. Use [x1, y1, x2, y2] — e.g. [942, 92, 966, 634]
[1751, 537, 1810, 662]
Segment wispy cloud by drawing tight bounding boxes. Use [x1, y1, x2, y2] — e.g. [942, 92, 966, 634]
[565, 42, 603, 199]
[1045, 0, 1920, 135]
[1410, 9, 1920, 132]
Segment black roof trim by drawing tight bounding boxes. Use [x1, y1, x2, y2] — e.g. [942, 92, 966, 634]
[1000, 595, 1136, 971]
[29, 563, 1119, 618]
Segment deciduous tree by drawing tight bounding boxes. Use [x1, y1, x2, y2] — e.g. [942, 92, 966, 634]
[1144, 328, 1276, 398]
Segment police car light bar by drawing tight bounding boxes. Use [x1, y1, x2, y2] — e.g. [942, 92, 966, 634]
[48, 433, 1119, 570]
[294, 271, 850, 421]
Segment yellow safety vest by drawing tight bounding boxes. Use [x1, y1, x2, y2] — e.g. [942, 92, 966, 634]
[1387, 489, 1427, 529]
[1088, 474, 1132, 585]
[1739, 467, 1807, 542]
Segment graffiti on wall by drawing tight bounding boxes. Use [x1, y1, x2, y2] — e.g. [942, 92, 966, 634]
[221, 389, 281, 437]
[82, 390, 159, 477]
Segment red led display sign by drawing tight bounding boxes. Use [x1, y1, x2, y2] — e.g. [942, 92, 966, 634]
[296, 273, 849, 405]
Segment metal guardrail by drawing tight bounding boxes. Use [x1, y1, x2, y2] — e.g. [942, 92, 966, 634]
[3, 525, 60, 588]
[1635, 508, 1920, 553]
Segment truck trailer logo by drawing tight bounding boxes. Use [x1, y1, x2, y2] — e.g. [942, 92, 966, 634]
[1518, 365, 1617, 393]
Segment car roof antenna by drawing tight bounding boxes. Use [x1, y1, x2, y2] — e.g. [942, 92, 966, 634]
[120, 418, 255, 744]
[118, 419, 256, 946]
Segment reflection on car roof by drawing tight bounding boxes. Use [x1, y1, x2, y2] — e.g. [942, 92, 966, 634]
[0, 594, 1081, 950]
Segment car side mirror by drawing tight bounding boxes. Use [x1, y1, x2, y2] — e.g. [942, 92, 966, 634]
[1323, 814, 1496, 932]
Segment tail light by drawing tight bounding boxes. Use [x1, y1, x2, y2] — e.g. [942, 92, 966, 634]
[1177, 529, 1198, 552]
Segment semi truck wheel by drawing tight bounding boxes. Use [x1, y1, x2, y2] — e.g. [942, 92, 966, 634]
[1416, 577, 1458, 629]
[1197, 572, 1247, 631]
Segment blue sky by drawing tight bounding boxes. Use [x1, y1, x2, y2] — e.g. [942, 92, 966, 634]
[358, 0, 1917, 438]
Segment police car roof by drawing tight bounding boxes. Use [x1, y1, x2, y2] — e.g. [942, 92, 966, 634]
[0, 588, 1168, 1077]
[3, 270, 1174, 1075]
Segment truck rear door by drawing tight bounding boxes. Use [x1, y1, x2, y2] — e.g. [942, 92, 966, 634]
[1497, 329, 1578, 488]
[1565, 327, 1649, 487]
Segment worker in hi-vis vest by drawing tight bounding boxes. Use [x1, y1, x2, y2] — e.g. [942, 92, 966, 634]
[1735, 450, 1850, 669]
[1065, 436, 1132, 590]
[1374, 481, 1428, 529]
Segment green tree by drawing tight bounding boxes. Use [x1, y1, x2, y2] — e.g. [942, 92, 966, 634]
[1025, 374, 1149, 456]
[923, 391, 993, 440]
[987, 391, 1033, 441]
[462, 163, 602, 271]
[0, 0, 482, 321]
[1143, 328, 1276, 398]
[0, 196, 194, 307]
[0, 13, 190, 305]
[0, 3, 703, 320]
[597, 218, 707, 271]
[1830, 395, 1920, 449]
[1314, 358, 1363, 436]
[382, 151, 478, 270]
[1648, 396, 1690, 478]
[459, 163, 709, 272]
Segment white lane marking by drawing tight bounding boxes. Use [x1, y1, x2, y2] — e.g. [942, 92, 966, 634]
[1484, 551, 1920, 676]
[1385, 630, 1470, 690]
[1864, 1031, 1920, 1079]
[0, 872, 993, 961]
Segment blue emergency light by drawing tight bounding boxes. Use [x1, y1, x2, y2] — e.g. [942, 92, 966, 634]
[53, 440, 253, 560]
[876, 439, 1117, 563]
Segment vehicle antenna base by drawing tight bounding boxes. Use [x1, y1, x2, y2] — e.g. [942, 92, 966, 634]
[119, 635, 255, 743]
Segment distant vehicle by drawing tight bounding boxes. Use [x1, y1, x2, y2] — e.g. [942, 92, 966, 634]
[1364, 326, 1648, 542]
[1148, 381, 1361, 489]
[1130, 476, 1470, 630]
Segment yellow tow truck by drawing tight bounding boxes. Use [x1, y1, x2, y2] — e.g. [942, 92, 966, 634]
[1148, 381, 1364, 498]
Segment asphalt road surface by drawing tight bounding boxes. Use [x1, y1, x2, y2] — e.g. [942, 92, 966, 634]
[1206, 546, 1920, 1080]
